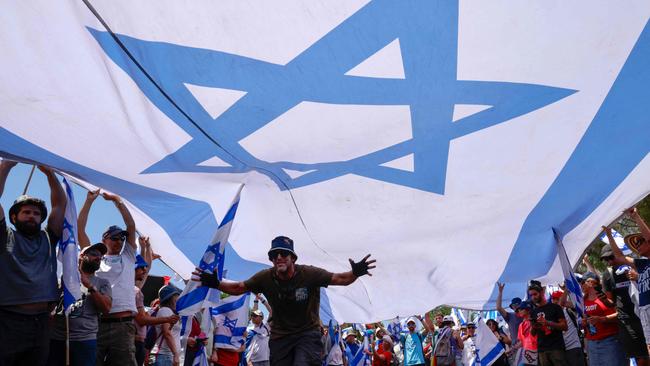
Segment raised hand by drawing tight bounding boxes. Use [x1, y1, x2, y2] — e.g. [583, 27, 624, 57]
[0, 160, 18, 169]
[497, 282, 505, 292]
[86, 189, 100, 202]
[349, 254, 376, 277]
[101, 192, 121, 202]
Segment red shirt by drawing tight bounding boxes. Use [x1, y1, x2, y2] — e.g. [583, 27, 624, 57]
[584, 297, 618, 340]
[216, 349, 240, 366]
[372, 348, 393, 366]
[518, 319, 537, 351]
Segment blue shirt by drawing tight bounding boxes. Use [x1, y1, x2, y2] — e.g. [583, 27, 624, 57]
[400, 331, 426, 365]
[634, 258, 650, 306]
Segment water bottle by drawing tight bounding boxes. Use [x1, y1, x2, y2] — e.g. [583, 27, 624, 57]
[587, 318, 597, 336]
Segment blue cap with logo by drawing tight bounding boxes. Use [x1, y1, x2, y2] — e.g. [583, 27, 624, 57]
[268, 236, 297, 260]
[135, 254, 148, 269]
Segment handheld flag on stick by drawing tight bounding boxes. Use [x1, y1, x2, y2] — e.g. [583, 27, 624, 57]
[463, 317, 505, 366]
[553, 228, 584, 320]
[211, 293, 251, 350]
[176, 184, 244, 315]
[57, 177, 81, 314]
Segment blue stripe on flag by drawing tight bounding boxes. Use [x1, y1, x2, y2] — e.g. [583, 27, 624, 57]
[480, 343, 505, 365]
[211, 294, 249, 315]
[176, 286, 210, 312]
[218, 201, 239, 229]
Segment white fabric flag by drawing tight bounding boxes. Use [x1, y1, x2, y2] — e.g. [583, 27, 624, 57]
[554, 229, 585, 320]
[463, 317, 505, 366]
[57, 177, 81, 314]
[212, 293, 250, 350]
[176, 185, 243, 316]
[2, 1, 650, 322]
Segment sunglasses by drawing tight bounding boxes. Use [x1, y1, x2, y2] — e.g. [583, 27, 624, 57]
[109, 235, 125, 242]
[602, 255, 615, 261]
[269, 250, 292, 260]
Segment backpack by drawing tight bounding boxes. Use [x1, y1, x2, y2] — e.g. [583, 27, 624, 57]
[433, 327, 455, 366]
[144, 308, 161, 351]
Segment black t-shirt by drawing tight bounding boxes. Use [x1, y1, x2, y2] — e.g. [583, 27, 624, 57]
[530, 302, 566, 352]
[244, 264, 333, 339]
[603, 266, 639, 323]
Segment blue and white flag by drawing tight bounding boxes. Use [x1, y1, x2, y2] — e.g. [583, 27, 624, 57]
[57, 177, 81, 315]
[212, 293, 250, 350]
[599, 228, 632, 255]
[463, 317, 505, 366]
[452, 308, 468, 326]
[554, 229, 584, 320]
[176, 185, 243, 315]
[2, 1, 650, 322]
[192, 343, 209, 366]
[386, 317, 403, 341]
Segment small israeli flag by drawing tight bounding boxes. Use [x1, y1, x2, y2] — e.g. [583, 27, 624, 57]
[192, 343, 209, 366]
[554, 229, 584, 320]
[212, 293, 250, 350]
[466, 317, 505, 366]
[176, 185, 244, 315]
[599, 228, 632, 255]
[57, 177, 81, 314]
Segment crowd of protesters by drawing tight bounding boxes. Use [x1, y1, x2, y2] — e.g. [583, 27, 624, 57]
[1, 158, 650, 366]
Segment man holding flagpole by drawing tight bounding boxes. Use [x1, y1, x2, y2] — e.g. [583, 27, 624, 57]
[194, 236, 376, 366]
[48, 242, 113, 366]
[0, 161, 66, 366]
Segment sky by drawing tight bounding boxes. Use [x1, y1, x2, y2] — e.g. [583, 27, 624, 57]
[1, 162, 179, 281]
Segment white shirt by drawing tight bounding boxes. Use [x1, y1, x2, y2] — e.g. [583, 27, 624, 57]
[326, 339, 344, 365]
[152, 307, 182, 356]
[247, 323, 270, 362]
[96, 242, 136, 313]
[562, 308, 581, 350]
[462, 337, 477, 366]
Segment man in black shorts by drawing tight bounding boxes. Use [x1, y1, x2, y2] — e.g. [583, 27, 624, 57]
[194, 236, 375, 366]
[601, 244, 650, 366]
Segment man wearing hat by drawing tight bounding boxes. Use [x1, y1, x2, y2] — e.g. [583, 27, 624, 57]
[194, 235, 376, 365]
[77, 189, 139, 365]
[0, 161, 66, 365]
[48, 243, 113, 366]
[247, 294, 272, 366]
[399, 317, 428, 366]
[604, 224, 650, 363]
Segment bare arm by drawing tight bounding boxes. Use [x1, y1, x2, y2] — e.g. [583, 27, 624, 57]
[77, 190, 99, 249]
[135, 307, 179, 326]
[627, 207, 650, 241]
[0, 161, 17, 221]
[330, 271, 357, 286]
[102, 193, 136, 250]
[39, 166, 66, 238]
[582, 256, 599, 276]
[219, 279, 249, 295]
[80, 273, 112, 314]
[496, 282, 509, 319]
[603, 226, 634, 267]
[160, 322, 179, 360]
[422, 311, 436, 334]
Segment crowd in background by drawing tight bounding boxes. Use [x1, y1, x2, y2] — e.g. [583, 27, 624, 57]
[2, 160, 650, 366]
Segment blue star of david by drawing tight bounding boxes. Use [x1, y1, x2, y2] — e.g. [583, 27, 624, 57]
[222, 315, 238, 332]
[59, 218, 76, 253]
[89, 0, 576, 194]
[199, 242, 222, 270]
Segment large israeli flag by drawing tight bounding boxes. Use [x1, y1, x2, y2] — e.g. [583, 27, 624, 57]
[1, 1, 650, 322]
[211, 293, 250, 350]
[176, 185, 243, 315]
[57, 177, 81, 314]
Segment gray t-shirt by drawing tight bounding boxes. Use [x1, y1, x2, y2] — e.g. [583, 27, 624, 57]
[51, 275, 112, 341]
[503, 311, 523, 344]
[0, 217, 59, 307]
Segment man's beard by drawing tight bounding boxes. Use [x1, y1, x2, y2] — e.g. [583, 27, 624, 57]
[81, 259, 100, 273]
[14, 219, 41, 236]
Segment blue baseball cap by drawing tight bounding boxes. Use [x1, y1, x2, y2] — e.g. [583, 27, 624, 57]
[509, 297, 522, 308]
[517, 301, 532, 311]
[135, 254, 148, 269]
[102, 225, 128, 239]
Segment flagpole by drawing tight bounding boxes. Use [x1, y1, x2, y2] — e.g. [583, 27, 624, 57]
[65, 314, 70, 366]
[22, 165, 36, 195]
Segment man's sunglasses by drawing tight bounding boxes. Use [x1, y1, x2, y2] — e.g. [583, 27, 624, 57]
[268, 250, 293, 260]
[109, 235, 125, 242]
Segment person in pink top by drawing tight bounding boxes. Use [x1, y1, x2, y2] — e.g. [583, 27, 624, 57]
[514, 301, 538, 366]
